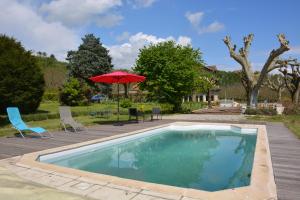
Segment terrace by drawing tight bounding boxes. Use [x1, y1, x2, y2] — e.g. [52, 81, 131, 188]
[0, 117, 299, 200]
[1, 1, 300, 200]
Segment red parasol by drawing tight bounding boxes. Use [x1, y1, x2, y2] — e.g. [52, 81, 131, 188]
[90, 71, 146, 124]
[90, 70, 145, 83]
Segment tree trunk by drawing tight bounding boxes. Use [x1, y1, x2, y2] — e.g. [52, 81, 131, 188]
[292, 86, 300, 104]
[123, 83, 129, 98]
[192, 93, 197, 102]
[278, 88, 282, 102]
[248, 88, 259, 108]
[207, 90, 212, 108]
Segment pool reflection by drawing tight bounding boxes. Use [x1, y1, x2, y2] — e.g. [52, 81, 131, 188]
[52, 129, 257, 191]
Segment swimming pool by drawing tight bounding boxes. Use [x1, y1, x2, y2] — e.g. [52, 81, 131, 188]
[39, 124, 257, 192]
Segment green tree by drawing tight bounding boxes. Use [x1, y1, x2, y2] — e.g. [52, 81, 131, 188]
[59, 78, 91, 106]
[134, 41, 204, 111]
[66, 34, 113, 93]
[196, 71, 218, 108]
[0, 35, 45, 114]
[216, 70, 241, 86]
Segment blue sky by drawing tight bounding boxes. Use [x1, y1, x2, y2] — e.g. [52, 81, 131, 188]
[0, 0, 299, 71]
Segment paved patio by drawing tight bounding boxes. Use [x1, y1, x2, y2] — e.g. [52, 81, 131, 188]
[0, 116, 299, 200]
[0, 165, 92, 200]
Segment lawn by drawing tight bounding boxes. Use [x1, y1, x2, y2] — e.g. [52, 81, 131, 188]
[247, 115, 300, 138]
[0, 101, 204, 137]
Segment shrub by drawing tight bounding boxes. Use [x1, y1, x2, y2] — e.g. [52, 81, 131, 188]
[59, 78, 91, 106]
[0, 35, 45, 114]
[159, 103, 174, 114]
[283, 104, 300, 115]
[245, 108, 277, 115]
[42, 90, 59, 102]
[120, 98, 132, 108]
[260, 108, 277, 115]
[181, 102, 205, 113]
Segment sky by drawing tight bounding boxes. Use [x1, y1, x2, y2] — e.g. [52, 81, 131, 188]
[0, 0, 300, 71]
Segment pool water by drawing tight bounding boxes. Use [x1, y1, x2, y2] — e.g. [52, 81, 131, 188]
[42, 126, 257, 191]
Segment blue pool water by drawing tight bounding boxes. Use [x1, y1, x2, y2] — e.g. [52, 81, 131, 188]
[41, 125, 257, 191]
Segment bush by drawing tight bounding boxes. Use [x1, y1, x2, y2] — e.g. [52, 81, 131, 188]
[42, 90, 59, 102]
[0, 35, 45, 114]
[283, 104, 300, 115]
[59, 78, 91, 106]
[120, 98, 132, 108]
[245, 108, 277, 115]
[181, 102, 205, 113]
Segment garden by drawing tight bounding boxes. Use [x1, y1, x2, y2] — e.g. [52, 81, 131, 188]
[0, 33, 299, 138]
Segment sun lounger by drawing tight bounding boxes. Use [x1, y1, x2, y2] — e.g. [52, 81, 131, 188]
[59, 106, 85, 132]
[6, 107, 51, 138]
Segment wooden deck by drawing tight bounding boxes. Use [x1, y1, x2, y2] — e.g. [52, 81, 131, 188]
[0, 120, 173, 159]
[266, 122, 300, 200]
[0, 120, 299, 200]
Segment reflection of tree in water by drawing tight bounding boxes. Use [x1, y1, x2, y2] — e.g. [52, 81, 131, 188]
[54, 130, 256, 191]
[227, 134, 257, 188]
[106, 130, 220, 188]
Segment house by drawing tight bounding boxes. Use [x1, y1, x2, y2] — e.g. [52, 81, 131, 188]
[183, 65, 220, 103]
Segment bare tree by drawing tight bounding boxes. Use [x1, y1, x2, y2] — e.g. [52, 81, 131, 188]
[278, 59, 300, 104]
[223, 34, 290, 107]
[264, 74, 285, 102]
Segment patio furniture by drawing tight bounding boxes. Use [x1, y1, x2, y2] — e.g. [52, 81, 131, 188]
[128, 108, 144, 122]
[151, 107, 162, 120]
[6, 107, 52, 138]
[59, 106, 85, 132]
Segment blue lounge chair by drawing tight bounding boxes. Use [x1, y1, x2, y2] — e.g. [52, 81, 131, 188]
[6, 107, 52, 138]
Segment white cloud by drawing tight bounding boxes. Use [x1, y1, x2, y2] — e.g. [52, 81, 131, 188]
[199, 21, 224, 34]
[185, 11, 224, 34]
[177, 36, 192, 46]
[40, 0, 122, 27]
[95, 14, 123, 28]
[130, 0, 157, 8]
[185, 12, 204, 28]
[0, 0, 79, 60]
[116, 31, 131, 42]
[108, 32, 192, 69]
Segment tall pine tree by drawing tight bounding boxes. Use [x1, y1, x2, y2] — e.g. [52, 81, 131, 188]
[66, 34, 113, 93]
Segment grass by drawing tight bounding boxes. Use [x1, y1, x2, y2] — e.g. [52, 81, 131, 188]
[247, 115, 300, 138]
[0, 114, 134, 137]
[0, 101, 204, 137]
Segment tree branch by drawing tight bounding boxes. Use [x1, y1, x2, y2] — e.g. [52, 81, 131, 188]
[223, 35, 254, 84]
[239, 34, 254, 58]
[256, 34, 290, 88]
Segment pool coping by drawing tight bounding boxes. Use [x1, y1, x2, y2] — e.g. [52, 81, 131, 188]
[16, 122, 277, 200]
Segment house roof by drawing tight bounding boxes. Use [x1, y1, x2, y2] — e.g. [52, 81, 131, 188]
[204, 65, 218, 72]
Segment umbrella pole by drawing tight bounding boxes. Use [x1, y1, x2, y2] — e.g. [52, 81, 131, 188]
[117, 83, 120, 122]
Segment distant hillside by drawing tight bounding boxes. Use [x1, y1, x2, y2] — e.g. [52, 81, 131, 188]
[35, 54, 67, 90]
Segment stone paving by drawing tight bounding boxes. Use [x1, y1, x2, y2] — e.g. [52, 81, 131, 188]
[0, 160, 92, 200]
[0, 156, 186, 200]
[163, 114, 246, 122]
